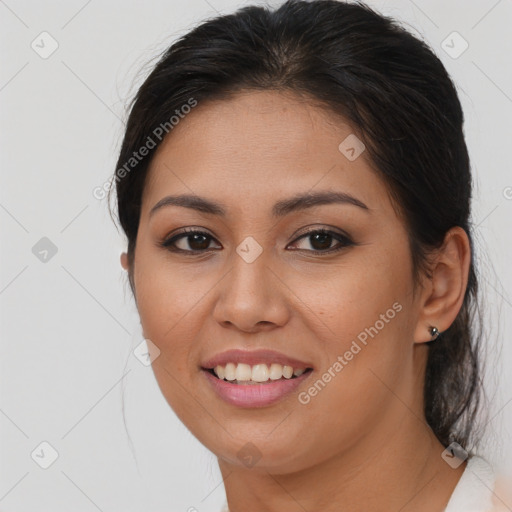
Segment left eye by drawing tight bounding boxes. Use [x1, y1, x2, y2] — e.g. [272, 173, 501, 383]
[289, 229, 353, 253]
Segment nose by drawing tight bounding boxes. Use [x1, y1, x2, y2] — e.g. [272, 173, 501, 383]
[212, 251, 290, 333]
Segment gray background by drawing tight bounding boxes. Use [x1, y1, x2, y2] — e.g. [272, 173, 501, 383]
[1, 0, 511, 510]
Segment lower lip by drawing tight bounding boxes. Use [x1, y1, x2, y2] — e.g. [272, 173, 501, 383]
[202, 369, 312, 408]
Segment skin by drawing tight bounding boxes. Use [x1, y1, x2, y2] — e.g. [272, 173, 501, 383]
[121, 90, 471, 512]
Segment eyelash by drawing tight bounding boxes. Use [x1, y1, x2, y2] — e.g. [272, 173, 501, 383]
[159, 227, 355, 255]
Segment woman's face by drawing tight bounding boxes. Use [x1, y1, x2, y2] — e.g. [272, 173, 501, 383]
[128, 90, 427, 472]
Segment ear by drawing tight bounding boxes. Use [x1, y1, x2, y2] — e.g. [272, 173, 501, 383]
[413, 226, 471, 344]
[120, 252, 129, 270]
[120, 251, 137, 299]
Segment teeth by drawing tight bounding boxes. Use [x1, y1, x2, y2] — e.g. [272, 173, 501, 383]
[235, 363, 252, 381]
[215, 365, 225, 380]
[282, 365, 293, 379]
[252, 364, 269, 382]
[212, 362, 308, 382]
[224, 363, 236, 381]
[269, 363, 283, 380]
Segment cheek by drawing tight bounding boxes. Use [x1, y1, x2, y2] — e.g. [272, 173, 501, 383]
[294, 291, 411, 464]
[132, 247, 204, 372]
[305, 241, 411, 345]
[133, 255, 207, 419]
[134, 240, 197, 329]
[299, 242, 413, 408]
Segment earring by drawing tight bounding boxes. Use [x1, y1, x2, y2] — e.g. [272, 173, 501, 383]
[429, 326, 441, 341]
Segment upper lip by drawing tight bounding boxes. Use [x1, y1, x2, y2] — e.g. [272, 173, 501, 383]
[201, 349, 313, 370]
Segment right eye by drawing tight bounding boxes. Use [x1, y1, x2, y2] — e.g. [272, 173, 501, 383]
[160, 229, 222, 254]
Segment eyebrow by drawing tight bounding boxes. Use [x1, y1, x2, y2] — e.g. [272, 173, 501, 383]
[149, 190, 370, 218]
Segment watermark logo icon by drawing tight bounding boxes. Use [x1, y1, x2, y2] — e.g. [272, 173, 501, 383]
[31, 32, 59, 59]
[237, 442, 262, 468]
[32, 237, 58, 263]
[236, 236, 263, 263]
[338, 134, 366, 161]
[441, 31, 469, 59]
[441, 441, 468, 469]
[133, 338, 161, 366]
[31, 441, 59, 469]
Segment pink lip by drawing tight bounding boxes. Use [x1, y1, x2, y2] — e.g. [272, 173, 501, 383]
[200, 349, 313, 370]
[202, 368, 313, 408]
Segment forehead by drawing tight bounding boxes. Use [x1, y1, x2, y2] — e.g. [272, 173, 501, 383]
[142, 90, 391, 216]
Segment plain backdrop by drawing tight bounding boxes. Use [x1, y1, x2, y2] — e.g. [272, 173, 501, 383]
[1, 0, 511, 510]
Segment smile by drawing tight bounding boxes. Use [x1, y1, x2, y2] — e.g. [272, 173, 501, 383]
[201, 365, 313, 407]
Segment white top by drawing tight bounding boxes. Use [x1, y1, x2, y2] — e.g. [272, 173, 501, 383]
[220, 455, 496, 512]
[444, 455, 496, 512]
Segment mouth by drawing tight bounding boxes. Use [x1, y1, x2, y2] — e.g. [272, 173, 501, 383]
[200, 364, 314, 408]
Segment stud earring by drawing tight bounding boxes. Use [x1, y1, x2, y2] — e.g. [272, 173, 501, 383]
[429, 326, 441, 341]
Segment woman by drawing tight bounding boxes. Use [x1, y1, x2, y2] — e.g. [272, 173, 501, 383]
[111, 1, 498, 510]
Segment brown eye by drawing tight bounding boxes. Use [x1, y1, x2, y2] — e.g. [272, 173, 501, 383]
[182, 233, 211, 251]
[309, 232, 334, 251]
[161, 230, 221, 253]
[289, 229, 354, 253]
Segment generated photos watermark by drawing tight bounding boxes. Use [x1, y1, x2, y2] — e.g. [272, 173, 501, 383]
[298, 301, 403, 404]
[92, 97, 198, 200]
